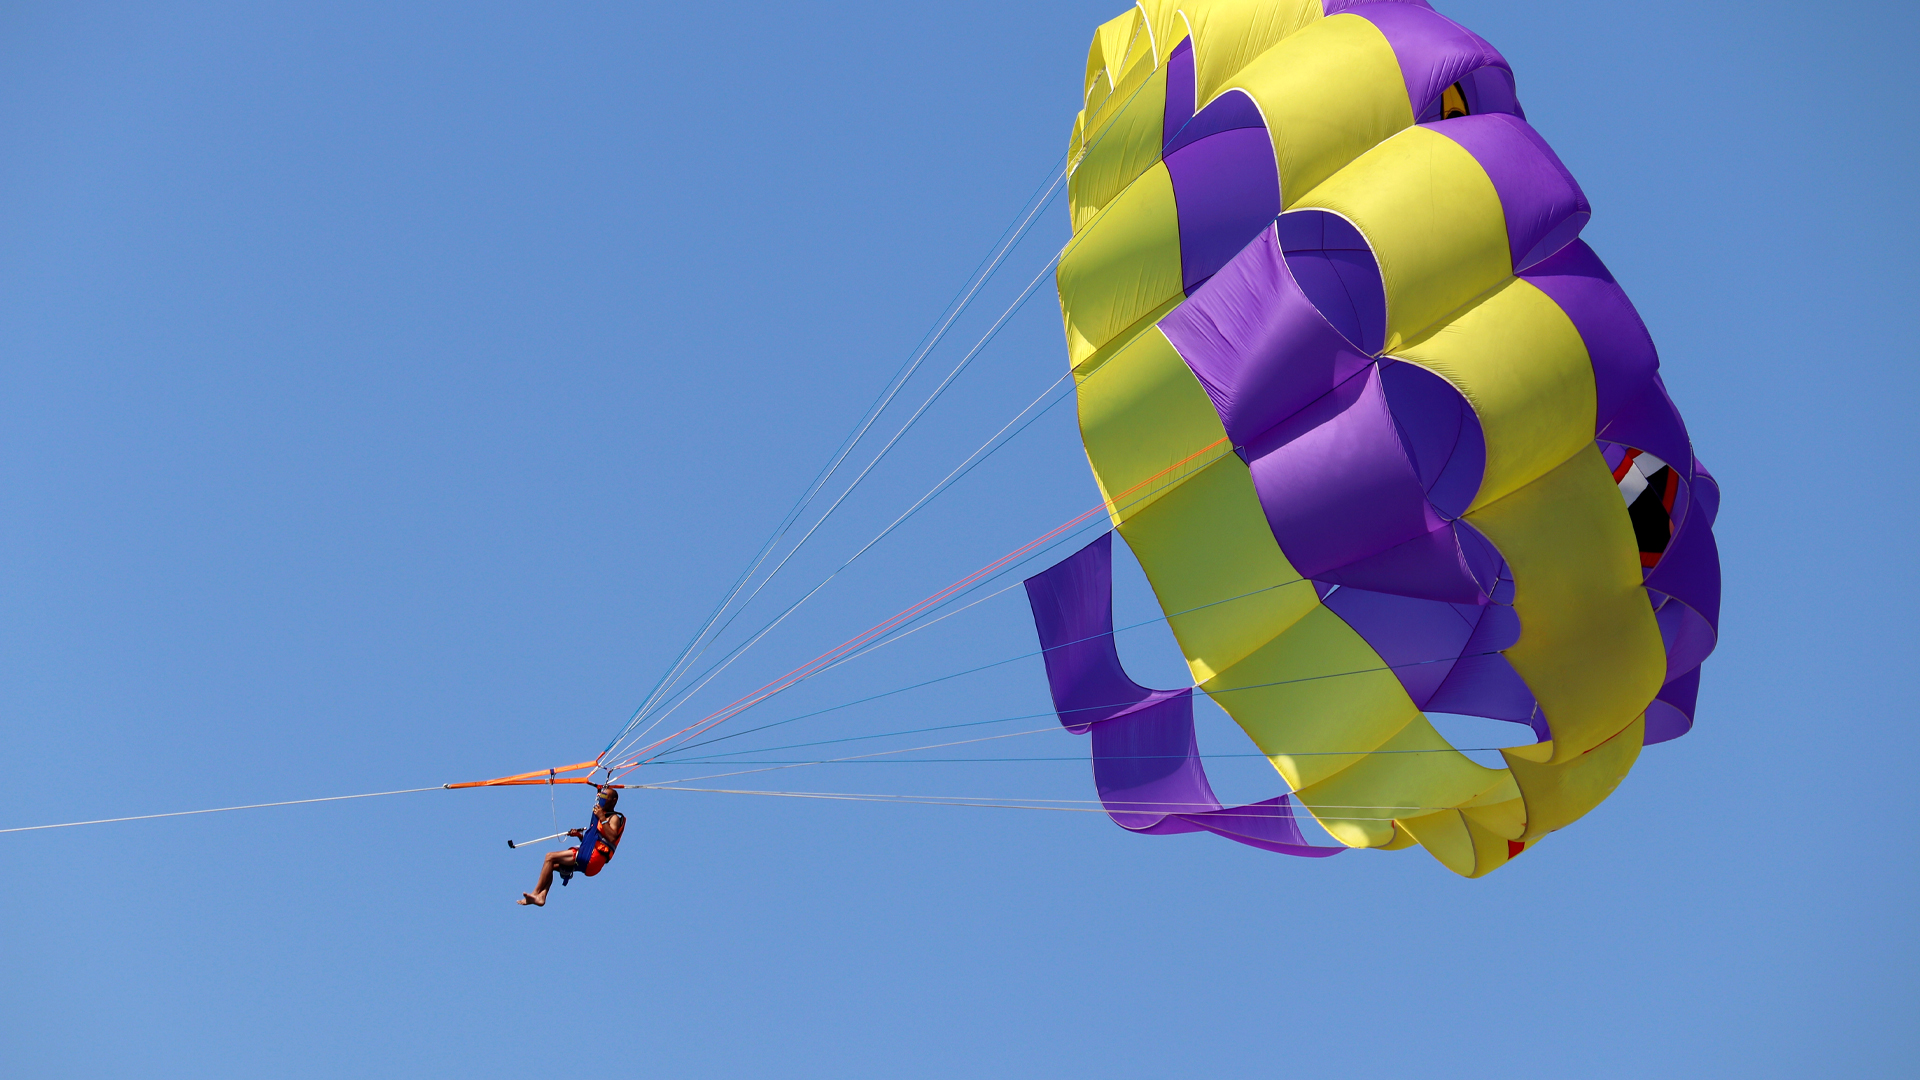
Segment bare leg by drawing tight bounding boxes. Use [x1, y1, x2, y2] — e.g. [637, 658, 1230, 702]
[518, 849, 579, 906]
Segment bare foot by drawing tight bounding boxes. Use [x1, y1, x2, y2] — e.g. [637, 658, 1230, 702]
[518, 892, 545, 907]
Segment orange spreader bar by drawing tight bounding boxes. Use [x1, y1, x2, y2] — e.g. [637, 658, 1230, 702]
[444, 760, 621, 790]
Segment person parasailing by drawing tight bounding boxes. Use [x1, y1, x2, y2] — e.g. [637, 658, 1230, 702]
[517, 784, 624, 907]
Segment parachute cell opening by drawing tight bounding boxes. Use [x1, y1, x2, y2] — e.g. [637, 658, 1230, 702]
[1277, 209, 1386, 355]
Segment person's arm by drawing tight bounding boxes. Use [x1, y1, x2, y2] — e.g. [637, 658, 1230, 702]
[601, 813, 625, 845]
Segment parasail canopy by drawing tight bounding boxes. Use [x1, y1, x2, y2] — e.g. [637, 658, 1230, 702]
[1037, 0, 1720, 876]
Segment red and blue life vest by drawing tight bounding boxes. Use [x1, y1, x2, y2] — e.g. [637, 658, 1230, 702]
[576, 811, 624, 876]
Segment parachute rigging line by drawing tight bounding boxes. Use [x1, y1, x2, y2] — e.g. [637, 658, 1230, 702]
[610, 47, 1176, 762]
[657, 751, 1531, 765]
[641, 650, 1506, 781]
[606, 365, 1074, 763]
[607, 253, 1071, 762]
[639, 510, 1337, 767]
[612, 362, 1232, 772]
[548, 768, 559, 839]
[605, 453, 1191, 773]
[642, 726, 1070, 787]
[629, 636, 1491, 788]
[611, 154, 1071, 755]
[606, 431, 1235, 775]
[631, 785, 1483, 823]
[0, 786, 443, 836]
[657, 572, 1322, 761]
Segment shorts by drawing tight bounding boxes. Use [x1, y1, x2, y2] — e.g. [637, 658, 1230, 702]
[572, 846, 605, 878]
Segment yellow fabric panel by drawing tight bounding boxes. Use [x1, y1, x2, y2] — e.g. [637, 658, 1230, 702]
[1071, 292, 1185, 380]
[1462, 796, 1526, 842]
[1393, 278, 1598, 510]
[1467, 445, 1665, 762]
[1289, 711, 1508, 847]
[1227, 14, 1412, 207]
[1136, 0, 1192, 65]
[1086, 9, 1146, 107]
[1116, 456, 1318, 683]
[1461, 768, 1521, 808]
[1462, 813, 1516, 876]
[1503, 715, 1645, 842]
[1067, 113, 1086, 184]
[1458, 771, 1526, 841]
[1399, 808, 1519, 877]
[1377, 823, 1419, 850]
[1076, 328, 1232, 523]
[1201, 604, 1416, 797]
[1057, 162, 1184, 368]
[1182, 0, 1322, 107]
[1084, 68, 1113, 127]
[1292, 126, 1511, 352]
[1069, 59, 1170, 235]
[1397, 810, 1474, 874]
[1084, 10, 1157, 140]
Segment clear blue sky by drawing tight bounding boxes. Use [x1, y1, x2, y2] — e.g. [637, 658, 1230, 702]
[2, 2, 1912, 1076]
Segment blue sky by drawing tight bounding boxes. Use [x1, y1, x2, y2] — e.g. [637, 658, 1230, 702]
[1, 2, 1912, 1076]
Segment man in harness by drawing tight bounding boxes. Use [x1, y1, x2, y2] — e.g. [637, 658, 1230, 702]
[518, 784, 625, 907]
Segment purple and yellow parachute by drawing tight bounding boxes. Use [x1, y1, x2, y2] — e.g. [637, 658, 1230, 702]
[1026, 0, 1720, 876]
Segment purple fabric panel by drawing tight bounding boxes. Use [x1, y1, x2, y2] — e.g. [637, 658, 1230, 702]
[1315, 521, 1496, 604]
[1279, 209, 1387, 354]
[1427, 652, 1540, 726]
[1520, 240, 1659, 431]
[1023, 534, 1343, 857]
[1381, 363, 1460, 491]
[1654, 593, 1716, 682]
[1282, 252, 1380, 353]
[1642, 699, 1689, 746]
[1459, 520, 1506, 597]
[1165, 122, 1282, 294]
[1088, 689, 1223, 826]
[1244, 366, 1442, 579]
[1425, 602, 1541, 727]
[1429, 114, 1589, 272]
[1462, 601, 1521, 658]
[1460, 64, 1522, 118]
[1381, 359, 1486, 518]
[1644, 666, 1700, 744]
[1426, 418, 1486, 521]
[1162, 37, 1195, 147]
[1160, 227, 1372, 445]
[1023, 532, 1153, 732]
[1344, 0, 1510, 121]
[1322, 586, 1477, 707]
[1645, 501, 1721, 634]
[1597, 377, 1692, 476]
[1172, 798, 1343, 857]
[1319, 555, 1540, 732]
[1691, 458, 1720, 528]
[1327, 253, 1388, 354]
[1276, 208, 1359, 252]
[1164, 78, 1266, 156]
[1488, 548, 1516, 605]
[1322, 0, 1434, 15]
